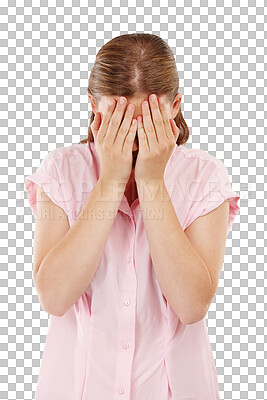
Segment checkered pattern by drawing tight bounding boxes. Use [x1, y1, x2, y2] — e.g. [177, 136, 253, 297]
[1, 0, 265, 399]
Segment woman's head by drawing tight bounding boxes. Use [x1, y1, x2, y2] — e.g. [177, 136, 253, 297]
[79, 33, 189, 146]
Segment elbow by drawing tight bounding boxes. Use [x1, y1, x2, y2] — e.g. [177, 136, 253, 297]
[38, 290, 65, 317]
[180, 303, 210, 326]
[181, 283, 216, 325]
[33, 270, 65, 318]
[42, 300, 65, 317]
[181, 312, 206, 326]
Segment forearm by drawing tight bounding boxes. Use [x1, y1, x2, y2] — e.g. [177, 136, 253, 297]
[137, 179, 213, 325]
[37, 177, 126, 316]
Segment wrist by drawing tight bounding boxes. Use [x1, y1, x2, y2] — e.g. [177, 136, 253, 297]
[136, 178, 165, 203]
[98, 176, 127, 201]
[136, 177, 165, 190]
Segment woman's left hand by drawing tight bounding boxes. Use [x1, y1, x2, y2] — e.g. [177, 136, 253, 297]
[135, 94, 180, 184]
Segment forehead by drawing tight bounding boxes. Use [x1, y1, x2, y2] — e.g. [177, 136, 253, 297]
[102, 94, 148, 103]
[100, 94, 166, 106]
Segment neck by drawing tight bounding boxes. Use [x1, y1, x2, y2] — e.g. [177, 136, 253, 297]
[124, 168, 138, 205]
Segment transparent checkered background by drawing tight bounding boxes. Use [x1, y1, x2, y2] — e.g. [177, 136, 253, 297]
[0, 0, 265, 399]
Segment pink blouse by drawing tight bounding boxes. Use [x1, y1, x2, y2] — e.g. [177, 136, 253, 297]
[25, 141, 240, 400]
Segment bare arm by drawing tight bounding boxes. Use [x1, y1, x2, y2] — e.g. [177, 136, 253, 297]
[34, 177, 125, 317]
[137, 179, 229, 325]
[34, 95, 137, 317]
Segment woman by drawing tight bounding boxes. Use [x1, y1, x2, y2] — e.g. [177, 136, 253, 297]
[25, 33, 240, 400]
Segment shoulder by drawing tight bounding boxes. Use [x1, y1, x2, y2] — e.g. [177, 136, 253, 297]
[172, 144, 230, 183]
[42, 143, 90, 174]
[45, 142, 89, 162]
[176, 145, 226, 170]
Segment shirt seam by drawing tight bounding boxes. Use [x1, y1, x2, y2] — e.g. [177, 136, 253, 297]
[178, 146, 225, 170]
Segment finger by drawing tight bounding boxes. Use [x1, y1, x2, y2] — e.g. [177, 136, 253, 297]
[115, 102, 135, 149]
[141, 100, 157, 151]
[158, 97, 173, 141]
[148, 94, 167, 142]
[122, 118, 137, 155]
[104, 97, 128, 146]
[137, 115, 149, 153]
[97, 99, 117, 144]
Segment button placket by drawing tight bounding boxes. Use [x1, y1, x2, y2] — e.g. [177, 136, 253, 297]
[114, 213, 137, 399]
[114, 287, 136, 398]
[114, 295, 136, 399]
[119, 387, 125, 394]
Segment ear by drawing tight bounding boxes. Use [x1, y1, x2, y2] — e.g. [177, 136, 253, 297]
[170, 119, 181, 142]
[88, 94, 98, 115]
[171, 93, 182, 120]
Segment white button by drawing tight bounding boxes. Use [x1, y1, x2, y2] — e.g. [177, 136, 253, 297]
[119, 386, 124, 394]
[127, 256, 131, 263]
[124, 300, 131, 306]
[123, 343, 129, 349]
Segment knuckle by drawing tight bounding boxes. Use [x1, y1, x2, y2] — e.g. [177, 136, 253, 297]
[140, 129, 146, 137]
[110, 119, 120, 129]
[99, 132, 106, 140]
[147, 125, 154, 134]
[119, 125, 127, 136]
[126, 134, 134, 143]
[154, 118, 162, 126]
[101, 115, 109, 124]
[102, 142, 107, 151]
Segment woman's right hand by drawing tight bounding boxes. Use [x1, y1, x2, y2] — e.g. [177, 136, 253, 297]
[90, 97, 137, 184]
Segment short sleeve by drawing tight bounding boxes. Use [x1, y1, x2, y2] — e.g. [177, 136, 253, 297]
[25, 150, 67, 220]
[184, 162, 240, 235]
